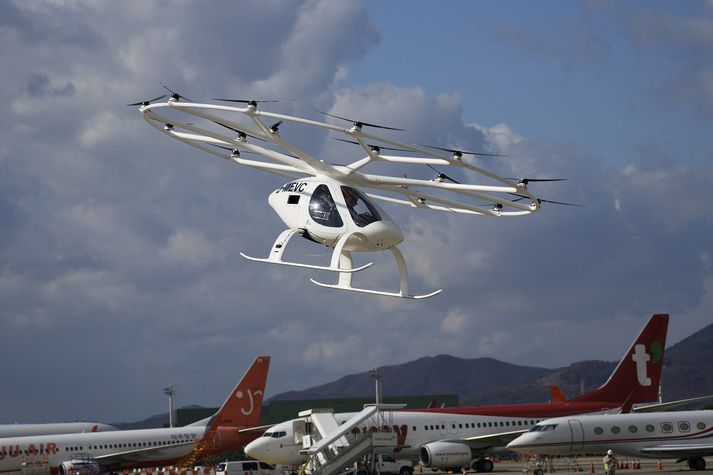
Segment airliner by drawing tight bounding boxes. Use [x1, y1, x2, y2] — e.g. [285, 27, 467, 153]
[0, 356, 270, 475]
[506, 409, 713, 471]
[245, 315, 669, 473]
[0, 423, 117, 438]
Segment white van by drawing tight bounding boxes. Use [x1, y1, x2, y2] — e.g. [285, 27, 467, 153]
[216, 460, 283, 475]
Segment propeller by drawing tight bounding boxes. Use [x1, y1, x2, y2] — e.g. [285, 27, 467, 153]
[206, 140, 299, 159]
[419, 143, 505, 158]
[269, 121, 282, 134]
[159, 82, 193, 102]
[508, 177, 567, 185]
[318, 111, 404, 131]
[426, 164, 460, 184]
[213, 98, 279, 109]
[509, 193, 582, 207]
[333, 138, 411, 153]
[127, 94, 167, 107]
[210, 119, 267, 142]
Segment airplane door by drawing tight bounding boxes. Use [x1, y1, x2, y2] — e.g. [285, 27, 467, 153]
[568, 420, 584, 451]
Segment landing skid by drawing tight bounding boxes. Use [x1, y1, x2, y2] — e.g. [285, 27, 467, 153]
[240, 229, 373, 273]
[242, 229, 442, 299]
[310, 247, 443, 299]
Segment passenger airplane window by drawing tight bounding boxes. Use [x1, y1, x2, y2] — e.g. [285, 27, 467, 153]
[678, 422, 691, 432]
[661, 422, 673, 433]
[611, 426, 621, 434]
[594, 427, 603, 435]
[697, 422, 706, 430]
[628, 425, 638, 433]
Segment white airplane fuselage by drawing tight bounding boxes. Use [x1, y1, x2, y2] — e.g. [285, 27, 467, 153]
[507, 410, 713, 460]
[0, 425, 204, 474]
[245, 404, 626, 466]
[0, 423, 117, 438]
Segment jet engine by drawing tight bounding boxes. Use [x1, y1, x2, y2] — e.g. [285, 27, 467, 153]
[58, 459, 102, 475]
[419, 441, 471, 468]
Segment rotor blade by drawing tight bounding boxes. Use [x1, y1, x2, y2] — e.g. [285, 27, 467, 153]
[210, 120, 268, 142]
[333, 138, 411, 153]
[426, 164, 460, 184]
[159, 82, 193, 102]
[419, 143, 505, 157]
[318, 111, 405, 131]
[126, 94, 167, 106]
[206, 140, 298, 159]
[507, 177, 567, 183]
[205, 143, 259, 155]
[212, 98, 279, 104]
[509, 193, 583, 207]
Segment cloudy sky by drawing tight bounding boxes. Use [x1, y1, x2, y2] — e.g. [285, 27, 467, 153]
[1, 0, 712, 423]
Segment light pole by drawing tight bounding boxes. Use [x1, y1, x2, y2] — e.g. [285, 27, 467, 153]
[163, 385, 176, 428]
[368, 368, 382, 405]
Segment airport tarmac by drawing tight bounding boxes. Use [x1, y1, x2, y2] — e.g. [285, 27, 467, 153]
[482, 457, 713, 474]
[120, 457, 712, 475]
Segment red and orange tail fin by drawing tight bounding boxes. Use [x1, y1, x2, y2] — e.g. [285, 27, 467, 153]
[549, 385, 567, 403]
[572, 314, 668, 404]
[208, 355, 271, 430]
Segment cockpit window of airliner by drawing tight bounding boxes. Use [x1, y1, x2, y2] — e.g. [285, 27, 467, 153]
[309, 184, 343, 227]
[341, 186, 381, 227]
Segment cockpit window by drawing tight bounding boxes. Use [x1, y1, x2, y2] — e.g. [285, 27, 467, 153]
[528, 424, 559, 432]
[262, 432, 272, 438]
[309, 185, 343, 227]
[341, 186, 381, 227]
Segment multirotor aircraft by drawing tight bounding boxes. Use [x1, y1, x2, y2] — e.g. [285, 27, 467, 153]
[133, 89, 569, 299]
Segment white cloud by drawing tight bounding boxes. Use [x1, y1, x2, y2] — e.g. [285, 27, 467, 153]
[440, 308, 469, 334]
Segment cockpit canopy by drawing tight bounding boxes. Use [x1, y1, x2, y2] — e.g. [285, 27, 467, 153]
[309, 184, 343, 227]
[341, 186, 381, 227]
[308, 184, 382, 228]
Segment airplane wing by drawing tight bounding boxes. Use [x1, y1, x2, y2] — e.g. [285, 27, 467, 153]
[632, 394, 713, 413]
[452, 429, 529, 451]
[94, 441, 195, 466]
[640, 444, 713, 458]
[238, 423, 278, 434]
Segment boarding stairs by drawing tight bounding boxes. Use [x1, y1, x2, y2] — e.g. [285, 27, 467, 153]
[176, 426, 219, 469]
[299, 404, 405, 475]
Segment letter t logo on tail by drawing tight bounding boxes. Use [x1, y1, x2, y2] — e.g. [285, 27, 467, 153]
[632, 344, 651, 386]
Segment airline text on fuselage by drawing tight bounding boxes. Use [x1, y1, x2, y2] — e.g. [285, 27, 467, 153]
[0, 443, 58, 460]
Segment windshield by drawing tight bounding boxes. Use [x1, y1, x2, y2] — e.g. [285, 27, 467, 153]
[309, 184, 343, 227]
[528, 424, 559, 432]
[341, 186, 381, 227]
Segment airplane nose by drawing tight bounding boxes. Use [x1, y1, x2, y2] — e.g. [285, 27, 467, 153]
[244, 439, 265, 460]
[506, 434, 538, 454]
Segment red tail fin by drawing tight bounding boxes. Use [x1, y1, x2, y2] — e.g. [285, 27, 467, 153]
[572, 314, 668, 404]
[549, 385, 567, 403]
[208, 355, 270, 430]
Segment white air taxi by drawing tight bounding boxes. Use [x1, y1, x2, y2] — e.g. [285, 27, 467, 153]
[132, 87, 573, 299]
